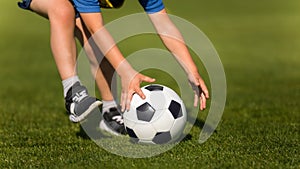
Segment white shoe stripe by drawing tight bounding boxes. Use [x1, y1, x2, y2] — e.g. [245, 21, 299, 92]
[69, 100, 102, 123]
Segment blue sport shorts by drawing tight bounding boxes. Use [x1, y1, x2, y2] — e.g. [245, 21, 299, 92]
[139, 0, 165, 14]
[72, 0, 165, 13]
[73, 0, 101, 13]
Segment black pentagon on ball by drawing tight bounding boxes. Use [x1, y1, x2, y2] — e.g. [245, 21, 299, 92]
[136, 102, 155, 122]
[168, 100, 183, 119]
[126, 127, 139, 143]
[152, 132, 172, 144]
[126, 127, 138, 138]
[145, 84, 164, 91]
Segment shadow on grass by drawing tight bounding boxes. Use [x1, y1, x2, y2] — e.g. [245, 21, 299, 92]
[75, 107, 217, 143]
[179, 113, 217, 142]
[76, 125, 112, 140]
[75, 108, 113, 140]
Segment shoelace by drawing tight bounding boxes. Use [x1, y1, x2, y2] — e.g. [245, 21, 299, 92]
[112, 115, 124, 124]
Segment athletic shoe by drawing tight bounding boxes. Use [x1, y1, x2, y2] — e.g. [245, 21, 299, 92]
[18, 0, 32, 10]
[99, 107, 127, 136]
[65, 82, 102, 123]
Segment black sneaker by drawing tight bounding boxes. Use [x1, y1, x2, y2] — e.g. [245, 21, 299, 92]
[18, 0, 32, 11]
[65, 82, 102, 123]
[99, 107, 127, 136]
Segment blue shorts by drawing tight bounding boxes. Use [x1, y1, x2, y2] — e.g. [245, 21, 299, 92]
[138, 0, 165, 14]
[73, 0, 165, 14]
[73, 0, 101, 13]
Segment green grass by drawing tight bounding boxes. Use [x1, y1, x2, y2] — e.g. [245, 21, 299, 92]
[0, 0, 299, 168]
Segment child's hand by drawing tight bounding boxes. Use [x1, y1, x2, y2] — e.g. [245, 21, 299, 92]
[188, 72, 209, 110]
[120, 70, 155, 112]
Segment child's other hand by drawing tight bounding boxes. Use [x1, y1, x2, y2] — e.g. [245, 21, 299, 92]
[188, 72, 209, 110]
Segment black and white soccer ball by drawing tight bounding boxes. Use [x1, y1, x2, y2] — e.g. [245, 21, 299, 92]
[124, 84, 187, 144]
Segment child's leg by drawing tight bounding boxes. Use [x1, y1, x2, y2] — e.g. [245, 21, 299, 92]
[26, 0, 102, 122]
[30, 0, 77, 80]
[74, 18, 115, 102]
[75, 18, 126, 135]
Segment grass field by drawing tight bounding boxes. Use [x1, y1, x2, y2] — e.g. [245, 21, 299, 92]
[0, 0, 299, 168]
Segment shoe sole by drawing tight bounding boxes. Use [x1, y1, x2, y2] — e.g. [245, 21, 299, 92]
[99, 120, 121, 136]
[69, 100, 102, 123]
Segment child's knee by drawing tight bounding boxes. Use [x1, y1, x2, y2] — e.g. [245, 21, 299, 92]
[48, 0, 75, 24]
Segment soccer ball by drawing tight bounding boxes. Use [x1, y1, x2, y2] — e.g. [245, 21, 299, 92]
[123, 84, 187, 144]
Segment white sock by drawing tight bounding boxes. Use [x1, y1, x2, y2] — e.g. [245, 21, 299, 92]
[62, 76, 81, 97]
[102, 100, 118, 114]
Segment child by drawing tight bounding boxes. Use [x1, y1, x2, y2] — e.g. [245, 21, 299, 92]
[17, 0, 149, 135]
[18, 0, 209, 135]
[72, 0, 209, 111]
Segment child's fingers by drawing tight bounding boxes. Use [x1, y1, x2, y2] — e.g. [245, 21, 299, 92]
[142, 76, 156, 83]
[125, 92, 132, 112]
[199, 80, 209, 99]
[200, 92, 207, 110]
[198, 79, 209, 110]
[193, 92, 199, 107]
[125, 89, 141, 111]
[120, 90, 127, 112]
[135, 87, 146, 100]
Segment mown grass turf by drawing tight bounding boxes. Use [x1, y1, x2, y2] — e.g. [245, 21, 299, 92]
[0, 0, 299, 168]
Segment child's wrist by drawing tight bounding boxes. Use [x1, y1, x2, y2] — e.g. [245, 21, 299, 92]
[115, 60, 136, 77]
[182, 65, 199, 76]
